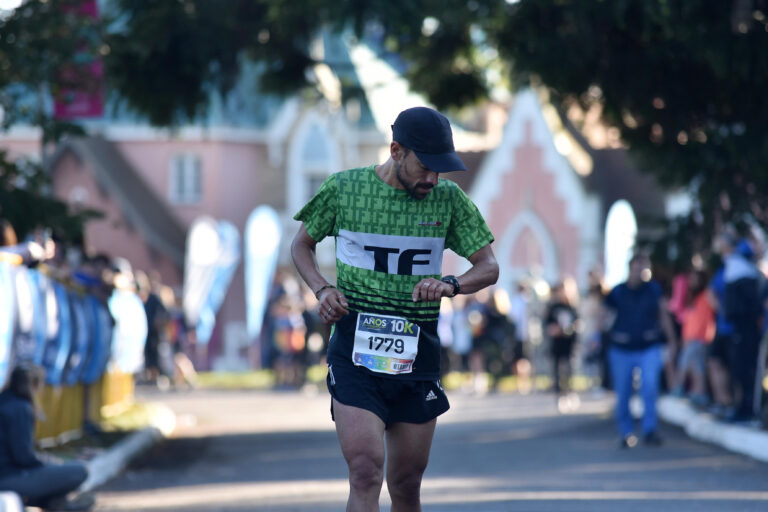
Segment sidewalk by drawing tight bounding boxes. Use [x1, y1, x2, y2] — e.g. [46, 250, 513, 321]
[0, 426, 168, 511]
[658, 395, 768, 463]
[78, 400, 177, 492]
[79, 426, 164, 492]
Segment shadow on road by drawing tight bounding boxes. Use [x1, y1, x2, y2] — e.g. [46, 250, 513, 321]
[95, 392, 768, 512]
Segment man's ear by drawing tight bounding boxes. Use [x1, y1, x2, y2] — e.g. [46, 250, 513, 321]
[391, 141, 405, 161]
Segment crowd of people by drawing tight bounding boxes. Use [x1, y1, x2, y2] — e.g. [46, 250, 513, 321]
[5, 222, 764, 435]
[0, 219, 197, 511]
[0, 219, 198, 391]
[2, 209, 767, 508]
[260, 231, 768, 440]
[667, 231, 767, 425]
[0, 221, 109, 510]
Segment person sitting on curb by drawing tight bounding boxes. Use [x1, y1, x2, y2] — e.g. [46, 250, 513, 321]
[0, 364, 95, 511]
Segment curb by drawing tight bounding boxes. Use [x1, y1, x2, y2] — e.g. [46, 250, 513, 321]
[80, 426, 164, 492]
[658, 396, 768, 463]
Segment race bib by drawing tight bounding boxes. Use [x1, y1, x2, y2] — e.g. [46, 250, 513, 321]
[353, 313, 420, 374]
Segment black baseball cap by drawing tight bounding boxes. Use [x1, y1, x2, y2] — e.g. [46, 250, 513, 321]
[392, 107, 467, 173]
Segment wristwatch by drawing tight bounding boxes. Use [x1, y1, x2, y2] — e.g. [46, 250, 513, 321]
[441, 275, 460, 297]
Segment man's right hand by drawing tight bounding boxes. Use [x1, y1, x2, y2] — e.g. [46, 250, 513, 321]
[317, 286, 349, 324]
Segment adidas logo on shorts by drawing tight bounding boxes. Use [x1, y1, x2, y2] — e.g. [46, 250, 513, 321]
[425, 390, 438, 401]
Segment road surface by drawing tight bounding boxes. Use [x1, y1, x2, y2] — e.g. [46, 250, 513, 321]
[93, 387, 768, 511]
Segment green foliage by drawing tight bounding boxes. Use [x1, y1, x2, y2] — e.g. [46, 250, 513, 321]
[0, 0, 102, 242]
[489, 0, 768, 239]
[3, 0, 767, 256]
[0, 0, 100, 138]
[103, 0, 322, 125]
[101, 0, 498, 120]
[97, 0, 768, 242]
[0, 151, 101, 241]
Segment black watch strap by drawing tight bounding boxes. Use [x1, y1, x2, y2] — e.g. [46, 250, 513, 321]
[441, 275, 460, 297]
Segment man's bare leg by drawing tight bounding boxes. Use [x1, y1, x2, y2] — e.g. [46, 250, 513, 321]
[333, 399, 386, 512]
[385, 419, 437, 512]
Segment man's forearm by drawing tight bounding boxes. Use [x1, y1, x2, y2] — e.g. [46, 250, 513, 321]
[291, 237, 328, 295]
[455, 246, 499, 295]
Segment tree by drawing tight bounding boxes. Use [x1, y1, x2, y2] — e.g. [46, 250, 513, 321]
[4, 0, 767, 252]
[101, 2, 768, 228]
[0, 0, 102, 241]
[100, 0, 494, 125]
[489, 0, 768, 246]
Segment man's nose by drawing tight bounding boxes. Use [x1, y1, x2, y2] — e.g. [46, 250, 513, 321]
[425, 171, 438, 185]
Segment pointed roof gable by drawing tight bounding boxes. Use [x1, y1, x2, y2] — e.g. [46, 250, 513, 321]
[50, 136, 186, 266]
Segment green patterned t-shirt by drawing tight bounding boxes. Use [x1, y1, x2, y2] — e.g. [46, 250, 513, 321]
[294, 165, 494, 378]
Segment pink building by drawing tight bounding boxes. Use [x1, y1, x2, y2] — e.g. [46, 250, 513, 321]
[1, 50, 669, 370]
[446, 89, 666, 297]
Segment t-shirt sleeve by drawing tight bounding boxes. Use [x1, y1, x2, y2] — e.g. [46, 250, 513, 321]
[604, 287, 618, 309]
[293, 175, 338, 242]
[445, 184, 494, 259]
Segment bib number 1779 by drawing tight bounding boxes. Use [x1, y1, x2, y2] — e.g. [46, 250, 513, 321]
[368, 336, 405, 354]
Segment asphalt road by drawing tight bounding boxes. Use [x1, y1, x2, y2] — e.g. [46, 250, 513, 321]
[93, 387, 768, 512]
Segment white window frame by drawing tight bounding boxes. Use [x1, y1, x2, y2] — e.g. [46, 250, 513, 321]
[169, 153, 202, 204]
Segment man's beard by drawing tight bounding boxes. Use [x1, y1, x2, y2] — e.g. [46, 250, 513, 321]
[396, 161, 433, 200]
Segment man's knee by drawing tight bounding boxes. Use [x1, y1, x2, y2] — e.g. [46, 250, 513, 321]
[387, 466, 426, 503]
[347, 453, 384, 492]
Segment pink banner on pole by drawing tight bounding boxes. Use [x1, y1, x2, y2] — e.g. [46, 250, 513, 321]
[53, 0, 103, 120]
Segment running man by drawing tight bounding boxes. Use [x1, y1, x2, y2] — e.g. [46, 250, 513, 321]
[291, 106, 498, 511]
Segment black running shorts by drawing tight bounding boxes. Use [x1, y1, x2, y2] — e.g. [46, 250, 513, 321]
[326, 363, 450, 428]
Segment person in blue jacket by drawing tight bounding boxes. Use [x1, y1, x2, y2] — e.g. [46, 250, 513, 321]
[0, 364, 93, 511]
[603, 254, 679, 448]
[722, 238, 765, 423]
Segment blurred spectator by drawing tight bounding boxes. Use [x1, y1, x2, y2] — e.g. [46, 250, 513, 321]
[0, 365, 94, 511]
[0, 220, 17, 247]
[301, 287, 328, 368]
[437, 297, 455, 374]
[707, 235, 735, 417]
[269, 274, 307, 388]
[483, 289, 517, 385]
[672, 269, 715, 407]
[449, 295, 473, 373]
[136, 270, 168, 387]
[665, 272, 688, 390]
[508, 282, 532, 386]
[0, 222, 55, 268]
[723, 237, 765, 423]
[544, 282, 578, 396]
[164, 291, 198, 389]
[82, 253, 116, 306]
[579, 279, 605, 391]
[603, 254, 678, 448]
[467, 290, 492, 393]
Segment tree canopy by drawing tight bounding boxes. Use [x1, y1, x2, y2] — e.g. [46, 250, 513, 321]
[0, 0, 101, 241]
[2, 0, 767, 251]
[492, 0, 768, 247]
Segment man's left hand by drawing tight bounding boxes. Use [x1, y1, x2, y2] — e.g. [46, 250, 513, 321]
[412, 278, 452, 302]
